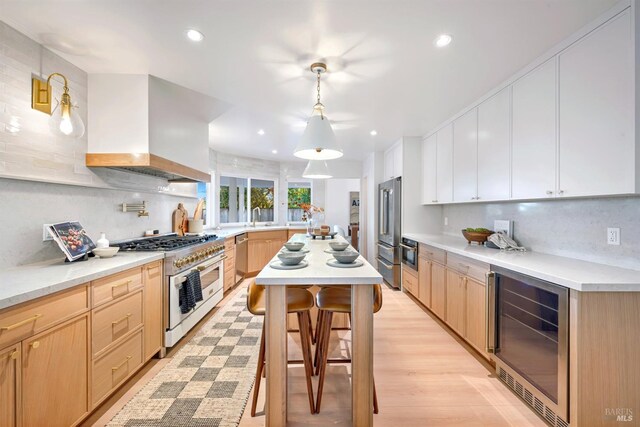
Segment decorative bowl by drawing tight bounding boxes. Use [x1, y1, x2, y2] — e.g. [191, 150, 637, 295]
[461, 229, 494, 245]
[328, 241, 349, 251]
[332, 250, 360, 264]
[277, 252, 306, 266]
[93, 247, 120, 258]
[284, 242, 305, 251]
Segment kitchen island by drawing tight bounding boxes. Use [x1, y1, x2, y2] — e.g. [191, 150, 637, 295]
[255, 234, 382, 426]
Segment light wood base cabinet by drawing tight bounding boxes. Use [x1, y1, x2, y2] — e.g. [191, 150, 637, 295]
[143, 261, 163, 361]
[247, 230, 287, 275]
[0, 343, 20, 427]
[401, 264, 419, 299]
[430, 262, 446, 320]
[224, 237, 236, 292]
[445, 269, 466, 336]
[464, 277, 488, 358]
[22, 314, 90, 427]
[417, 257, 431, 308]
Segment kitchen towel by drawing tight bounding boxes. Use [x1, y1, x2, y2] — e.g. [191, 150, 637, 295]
[179, 270, 203, 313]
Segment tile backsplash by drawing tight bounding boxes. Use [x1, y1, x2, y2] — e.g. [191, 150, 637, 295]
[442, 197, 640, 270]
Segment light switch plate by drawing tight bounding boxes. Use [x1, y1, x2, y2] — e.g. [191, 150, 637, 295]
[494, 220, 513, 238]
[607, 227, 621, 245]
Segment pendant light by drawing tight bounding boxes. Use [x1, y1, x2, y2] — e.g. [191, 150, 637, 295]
[294, 63, 343, 160]
[302, 160, 332, 179]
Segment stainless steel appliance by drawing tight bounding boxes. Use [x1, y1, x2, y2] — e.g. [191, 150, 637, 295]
[235, 233, 248, 284]
[377, 177, 401, 288]
[400, 237, 418, 270]
[487, 267, 569, 426]
[112, 233, 226, 349]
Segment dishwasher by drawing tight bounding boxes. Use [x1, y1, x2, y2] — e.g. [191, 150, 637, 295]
[235, 233, 248, 284]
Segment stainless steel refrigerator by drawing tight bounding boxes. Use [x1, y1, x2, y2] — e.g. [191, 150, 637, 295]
[377, 177, 401, 288]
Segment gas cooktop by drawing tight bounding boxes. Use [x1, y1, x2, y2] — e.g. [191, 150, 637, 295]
[112, 233, 220, 252]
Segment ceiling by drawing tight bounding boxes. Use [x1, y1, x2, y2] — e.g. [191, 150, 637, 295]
[0, 0, 619, 161]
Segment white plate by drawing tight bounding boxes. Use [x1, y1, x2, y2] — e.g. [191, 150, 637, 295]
[324, 248, 352, 254]
[326, 259, 364, 268]
[280, 247, 310, 254]
[269, 260, 309, 270]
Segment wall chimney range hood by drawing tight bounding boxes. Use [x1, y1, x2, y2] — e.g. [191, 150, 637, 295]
[86, 74, 228, 182]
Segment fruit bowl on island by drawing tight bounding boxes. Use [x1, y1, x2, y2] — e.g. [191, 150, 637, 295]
[461, 228, 494, 245]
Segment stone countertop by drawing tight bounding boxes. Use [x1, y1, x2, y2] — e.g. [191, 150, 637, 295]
[255, 234, 382, 286]
[205, 224, 309, 239]
[403, 233, 640, 292]
[0, 252, 165, 310]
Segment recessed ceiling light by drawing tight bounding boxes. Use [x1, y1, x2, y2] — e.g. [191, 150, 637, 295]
[434, 34, 452, 48]
[257, 129, 265, 135]
[186, 29, 204, 42]
[370, 130, 378, 136]
[271, 149, 278, 154]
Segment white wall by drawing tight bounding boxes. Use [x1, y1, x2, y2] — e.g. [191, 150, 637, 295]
[324, 179, 360, 235]
[362, 151, 384, 264]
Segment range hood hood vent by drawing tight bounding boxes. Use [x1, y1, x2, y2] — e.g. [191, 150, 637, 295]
[85, 74, 228, 182]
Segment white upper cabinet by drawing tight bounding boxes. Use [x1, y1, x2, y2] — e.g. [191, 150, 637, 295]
[436, 124, 454, 203]
[512, 59, 557, 199]
[453, 108, 478, 202]
[477, 88, 511, 200]
[384, 141, 403, 180]
[558, 10, 634, 197]
[422, 134, 437, 204]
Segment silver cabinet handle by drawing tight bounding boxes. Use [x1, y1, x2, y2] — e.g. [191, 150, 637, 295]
[546, 190, 553, 196]
[558, 190, 565, 195]
[486, 272, 496, 353]
[399, 243, 416, 251]
[431, 200, 438, 203]
[377, 243, 393, 251]
[377, 258, 394, 270]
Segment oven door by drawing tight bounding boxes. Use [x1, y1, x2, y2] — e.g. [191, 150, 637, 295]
[400, 240, 418, 270]
[168, 255, 224, 330]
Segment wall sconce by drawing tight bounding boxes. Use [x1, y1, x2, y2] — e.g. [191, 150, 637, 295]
[32, 73, 85, 138]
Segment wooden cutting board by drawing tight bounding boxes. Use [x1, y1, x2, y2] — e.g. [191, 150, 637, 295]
[172, 203, 188, 236]
[193, 198, 205, 221]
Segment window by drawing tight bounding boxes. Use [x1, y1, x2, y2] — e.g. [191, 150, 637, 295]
[219, 175, 277, 224]
[287, 181, 312, 222]
[196, 182, 209, 226]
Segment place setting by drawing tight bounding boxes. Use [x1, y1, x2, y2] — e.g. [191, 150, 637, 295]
[323, 240, 353, 254]
[326, 247, 364, 268]
[269, 241, 310, 270]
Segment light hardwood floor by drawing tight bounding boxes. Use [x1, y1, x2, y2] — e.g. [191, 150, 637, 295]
[86, 281, 547, 427]
[240, 286, 547, 427]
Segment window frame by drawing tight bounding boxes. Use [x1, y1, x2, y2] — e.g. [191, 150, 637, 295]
[218, 173, 279, 226]
[286, 179, 313, 226]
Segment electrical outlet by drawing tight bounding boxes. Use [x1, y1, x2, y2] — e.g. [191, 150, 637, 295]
[494, 220, 513, 238]
[42, 224, 53, 241]
[444, 216, 448, 226]
[607, 227, 620, 245]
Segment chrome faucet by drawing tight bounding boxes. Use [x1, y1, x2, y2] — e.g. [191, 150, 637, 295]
[252, 207, 261, 227]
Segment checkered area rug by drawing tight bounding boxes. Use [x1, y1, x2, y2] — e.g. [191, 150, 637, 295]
[108, 286, 262, 427]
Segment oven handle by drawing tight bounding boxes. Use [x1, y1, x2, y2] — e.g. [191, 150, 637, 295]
[377, 257, 394, 270]
[399, 243, 416, 251]
[486, 271, 496, 354]
[174, 255, 227, 287]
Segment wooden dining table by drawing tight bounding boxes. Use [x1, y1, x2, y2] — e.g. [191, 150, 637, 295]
[255, 234, 383, 426]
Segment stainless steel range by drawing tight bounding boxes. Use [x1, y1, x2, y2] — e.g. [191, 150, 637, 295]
[112, 233, 226, 348]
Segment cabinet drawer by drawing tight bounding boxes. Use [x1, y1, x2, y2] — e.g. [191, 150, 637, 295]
[419, 244, 446, 265]
[0, 285, 88, 349]
[446, 253, 489, 282]
[247, 230, 287, 241]
[92, 328, 143, 406]
[224, 238, 235, 251]
[92, 290, 143, 356]
[402, 265, 419, 297]
[92, 267, 143, 308]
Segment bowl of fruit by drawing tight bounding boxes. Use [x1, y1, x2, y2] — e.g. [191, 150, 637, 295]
[461, 228, 494, 245]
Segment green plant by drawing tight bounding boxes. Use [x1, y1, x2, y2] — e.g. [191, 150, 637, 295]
[464, 227, 492, 233]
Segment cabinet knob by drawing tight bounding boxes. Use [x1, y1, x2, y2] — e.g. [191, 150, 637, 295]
[31, 341, 40, 349]
[546, 190, 553, 195]
[558, 190, 565, 195]
[10, 350, 18, 360]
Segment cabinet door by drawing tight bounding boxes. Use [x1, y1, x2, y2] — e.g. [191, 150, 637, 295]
[558, 10, 634, 197]
[445, 269, 466, 336]
[422, 134, 438, 204]
[430, 262, 446, 319]
[393, 143, 403, 178]
[0, 343, 20, 427]
[22, 315, 89, 427]
[384, 149, 395, 180]
[478, 88, 510, 200]
[512, 59, 557, 199]
[436, 124, 454, 203]
[248, 239, 271, 273]
[465, 277, 488, 359]
[417, 257, 431, 308]
[453, 108, 478, 202]
[269, 239, 286, 259]
[143, 261, 163, 361]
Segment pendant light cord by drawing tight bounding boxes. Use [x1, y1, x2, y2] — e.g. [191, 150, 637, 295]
[316, 70, 324, 119]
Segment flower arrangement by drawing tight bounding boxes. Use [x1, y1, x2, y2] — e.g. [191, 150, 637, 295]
[300, 203, 324, 221]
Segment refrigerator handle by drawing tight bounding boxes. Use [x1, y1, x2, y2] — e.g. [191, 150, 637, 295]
[379, 188, 387, 235]
[486, 271, 496, 353]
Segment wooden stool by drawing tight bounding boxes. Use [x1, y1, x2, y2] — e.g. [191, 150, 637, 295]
[314, 284, 382, 414]
[246, 280, 316, 415]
